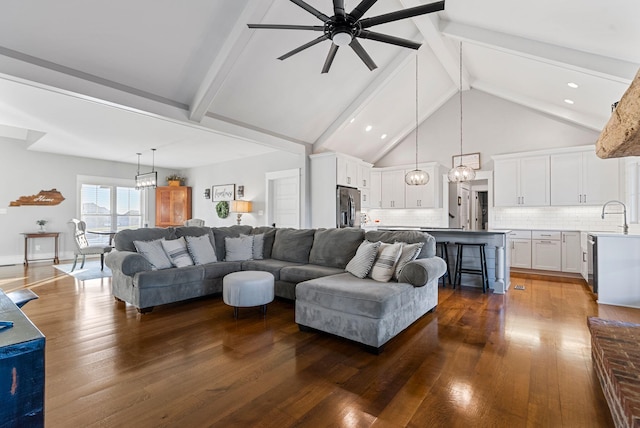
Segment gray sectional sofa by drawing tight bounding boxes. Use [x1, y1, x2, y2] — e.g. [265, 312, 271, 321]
[106, 225, 446, 352]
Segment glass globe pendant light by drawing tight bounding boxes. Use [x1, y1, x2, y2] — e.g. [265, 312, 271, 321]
[448, 42, 476, 183]
[405, 55, 429, 186]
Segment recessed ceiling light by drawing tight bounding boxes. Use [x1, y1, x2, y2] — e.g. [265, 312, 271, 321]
[564, 99, 575, 105]
[350, 117, 355, 123]
[365, 125, 373, 132]
[567, 82, 579, 89]
[381, 134, 387, 140]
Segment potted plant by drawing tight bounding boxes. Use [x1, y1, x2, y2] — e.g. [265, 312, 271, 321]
[166, 174, 185, 187]
[36, 219, 48, 233]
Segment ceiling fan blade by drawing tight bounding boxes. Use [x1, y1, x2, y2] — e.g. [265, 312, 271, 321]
[278, 35, 329, 61]
[349, 38, 377, 71]
[290, 0, 331, 22]
[349, 0, 378, 21]
[357, 30, 421, 50]
[333, 0, 346, 19]
[248, 24, 324, 31]
[321, 44, 339, 74]
[359, 0, 445, 28]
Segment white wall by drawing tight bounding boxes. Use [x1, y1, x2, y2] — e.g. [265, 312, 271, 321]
[186, 151, 304, 228]
[0, 138, 177, 265]
[377, 89, 600, 169]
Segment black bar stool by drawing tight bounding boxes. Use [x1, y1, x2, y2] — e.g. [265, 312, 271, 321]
[453, 242, 489, 293]
[435, 241, 452, 287]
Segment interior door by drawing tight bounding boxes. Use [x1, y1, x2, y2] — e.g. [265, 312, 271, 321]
[266, 169, 300, 228]
[459, 185, 470, 230]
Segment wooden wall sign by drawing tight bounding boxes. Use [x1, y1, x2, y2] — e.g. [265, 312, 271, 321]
[10, 189, 65, 207]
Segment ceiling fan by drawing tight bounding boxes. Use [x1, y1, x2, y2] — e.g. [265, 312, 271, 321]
[248, 0, 445, 73]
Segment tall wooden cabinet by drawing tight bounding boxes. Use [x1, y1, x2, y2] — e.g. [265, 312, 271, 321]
[156, 186, 192, 227]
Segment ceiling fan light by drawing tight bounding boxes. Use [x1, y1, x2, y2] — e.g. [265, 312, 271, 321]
[405, 169, 429, 186]
[333, 31, 352, 47]
[447, 164, 476, 182]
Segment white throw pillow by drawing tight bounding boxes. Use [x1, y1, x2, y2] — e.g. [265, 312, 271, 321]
[185, 234, 217, 265]
[369, 242, 403, 282]
[345, 240, 381, 279]
[393, 242, 424, 280]
[161, 237, 194, 268]
[133, 238, 173, 270]
[225, 235, 254, 261]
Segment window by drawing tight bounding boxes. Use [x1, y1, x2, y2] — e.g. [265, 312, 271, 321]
[78, 176, 145, 245]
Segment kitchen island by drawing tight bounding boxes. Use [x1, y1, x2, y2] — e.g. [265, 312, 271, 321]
[378, 227, 511, 293]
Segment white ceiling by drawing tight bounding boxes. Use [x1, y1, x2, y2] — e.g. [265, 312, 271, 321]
[0, 0, 637, 168]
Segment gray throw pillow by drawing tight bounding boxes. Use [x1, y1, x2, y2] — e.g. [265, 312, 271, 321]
[185, 235, 217, 264]
[225, 235, 254, 261]
[133, 238, 173, 270]
[369, 242, 403, 282]
[345, 240, 381, 279]
[252, 233, 264, 260]
[161, 237, 194, 268]
[393, 242, 424, 280]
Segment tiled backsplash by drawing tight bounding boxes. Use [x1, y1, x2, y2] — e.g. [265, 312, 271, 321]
[365, 205, 638, 233]
[492, 206, 630, 232]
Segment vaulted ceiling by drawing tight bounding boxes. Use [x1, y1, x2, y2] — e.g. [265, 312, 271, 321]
[0, 0, 637, 169]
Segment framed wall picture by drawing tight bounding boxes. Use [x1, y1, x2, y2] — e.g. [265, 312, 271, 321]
[452, 152, 481, 170]
[212, 184, 236, 202]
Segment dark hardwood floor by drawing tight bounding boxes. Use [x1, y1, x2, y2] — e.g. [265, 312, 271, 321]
[2, 263, 636, 427]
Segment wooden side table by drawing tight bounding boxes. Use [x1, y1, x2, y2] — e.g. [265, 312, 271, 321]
[21, 232, 60, 265]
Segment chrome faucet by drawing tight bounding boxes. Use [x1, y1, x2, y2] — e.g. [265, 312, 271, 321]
[601, 200, 628, 235]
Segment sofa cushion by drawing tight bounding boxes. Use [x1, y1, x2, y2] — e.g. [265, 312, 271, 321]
[201, 261, 243, 280]
[296, 272, 415, 319]
[115, 227, 175, 252]
[241, 259, 304, 281]
[345, 240, 381, 279]
[133, 239, 173, 270]
[309, 228, 364, 269]
[212, 225, 253, 259]
[176, 227, 217, 252]
[252, 227, 276, 259]
[161, 237, 194, 268]
[185, 235, 218, 264]
[365, 230, 436, 259]
[134, 265, 204, 289]
[271, 228, 315, 263]
[280, 264, 345, 284]
[369, 242, 403, 282]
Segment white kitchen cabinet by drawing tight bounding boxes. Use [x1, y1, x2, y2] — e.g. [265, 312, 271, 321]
[550, 150, 619, 206]
[369, 171, 382, 209]
[381, 170, 405, 208]
[358, 164, 371, 189]
[508, 230, 532, 269]
[531, 230, 562, 271]
[405, 166, 435, 208]
[580, 232, 589, 281]
[360, 188, 370, 208]
[336, 155, 359, 187]
[561, 231, 581, 273]
[494, 155, 550, 207]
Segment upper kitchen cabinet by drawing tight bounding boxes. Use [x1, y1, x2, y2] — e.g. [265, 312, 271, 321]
[381, 170, 406, 208]
[336, 154, 359, 187]
[494, 155, 550, 207]
[550, 149, 620, 206]
[369, 171, 382, 209]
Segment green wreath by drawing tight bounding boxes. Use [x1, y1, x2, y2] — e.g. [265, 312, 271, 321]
[216, 201, 229, 219]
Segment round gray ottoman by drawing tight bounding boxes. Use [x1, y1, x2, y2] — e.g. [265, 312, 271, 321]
[223, 271, 275, 318]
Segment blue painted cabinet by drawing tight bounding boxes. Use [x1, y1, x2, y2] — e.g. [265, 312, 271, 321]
[0, 291, 45, 427]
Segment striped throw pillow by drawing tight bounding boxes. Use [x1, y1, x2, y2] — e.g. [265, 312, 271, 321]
[393, 242, 424, 280]
[161, 237, 194, 268]
[345, 240, 381, 279]
[369, 242, 403, 282]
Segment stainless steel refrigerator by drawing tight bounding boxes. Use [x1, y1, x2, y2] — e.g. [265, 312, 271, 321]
[336, 186, 361, 228]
